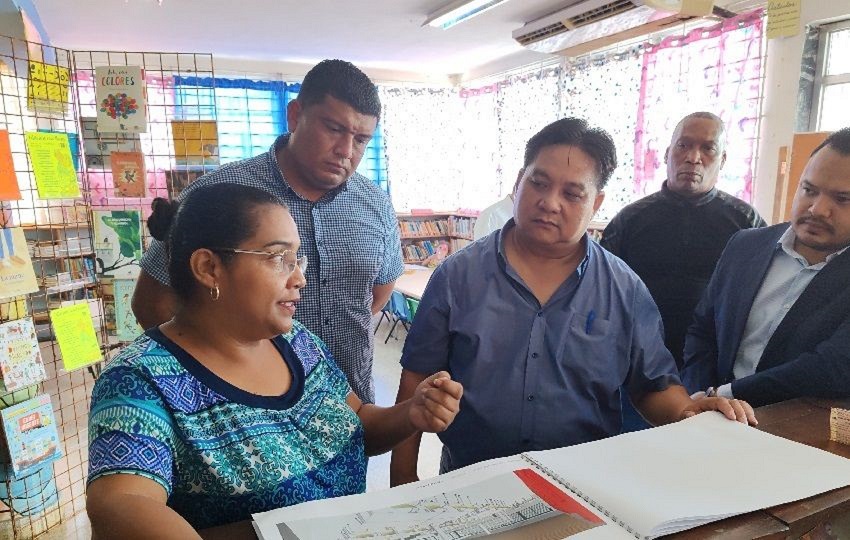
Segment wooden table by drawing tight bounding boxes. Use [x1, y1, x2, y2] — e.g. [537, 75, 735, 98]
[669, 398, 850, 539]
[394, 265, 434, 300]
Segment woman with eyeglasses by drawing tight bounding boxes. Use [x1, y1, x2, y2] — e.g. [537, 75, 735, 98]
[85, 183, 462, 539]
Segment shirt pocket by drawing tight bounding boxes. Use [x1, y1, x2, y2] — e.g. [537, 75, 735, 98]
[344, 245, 383, 294]
[562, 312, 627, 392]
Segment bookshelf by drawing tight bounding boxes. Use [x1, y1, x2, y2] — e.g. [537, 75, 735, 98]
[397, 212, 477, 264]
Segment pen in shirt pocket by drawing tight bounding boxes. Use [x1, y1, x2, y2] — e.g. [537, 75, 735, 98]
[585, 310, 596, 334]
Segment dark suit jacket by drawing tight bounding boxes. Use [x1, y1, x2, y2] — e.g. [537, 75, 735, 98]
[681, 223, 850, 407]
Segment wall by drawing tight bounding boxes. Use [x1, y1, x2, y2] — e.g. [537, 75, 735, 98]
[754, 1, 850, 222]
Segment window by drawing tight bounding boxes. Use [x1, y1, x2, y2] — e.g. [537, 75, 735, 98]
[812, 21, 850, 131]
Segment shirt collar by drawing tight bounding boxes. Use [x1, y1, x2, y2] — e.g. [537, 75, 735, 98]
[661, 180, 718, 207]
[496, 219, 591, 277]
[269, 134, 350, 201]
[777, 225, 850, 268]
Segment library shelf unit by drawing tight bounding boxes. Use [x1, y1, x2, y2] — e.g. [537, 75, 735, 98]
[397, 211, 477, 264]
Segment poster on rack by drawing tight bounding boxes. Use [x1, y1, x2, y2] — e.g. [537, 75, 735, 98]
[114, 279, 143, 341]
[26, 61, 70, 115]
[0, 130, 21, 200]
[24, 131, 80, 199]
[95, 66, 147, 133]
[81, 117, 141, 169]
[0, 317, 46, 393]
[50, 302, 102, 371]
[171, 120, 219, 166]
[110, 151, 146, 197]
[92, 210, 142, 278]
[0, 394, 62, 480]
[0, 228, 39, 300]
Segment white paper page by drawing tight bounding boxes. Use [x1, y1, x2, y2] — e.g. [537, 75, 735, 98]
[527, 412, 850, 538]
[253, 454, 634, 540]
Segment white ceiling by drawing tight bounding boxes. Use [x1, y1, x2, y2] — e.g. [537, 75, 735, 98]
[29, 0, 589, 82]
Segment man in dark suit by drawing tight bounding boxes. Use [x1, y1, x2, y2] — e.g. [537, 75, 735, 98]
[682, 127, 850, 407]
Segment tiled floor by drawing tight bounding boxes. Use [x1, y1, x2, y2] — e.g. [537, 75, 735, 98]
[31, 315, 441, 539]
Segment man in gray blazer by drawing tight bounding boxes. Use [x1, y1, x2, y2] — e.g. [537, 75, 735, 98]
[682, 127, 850, 407]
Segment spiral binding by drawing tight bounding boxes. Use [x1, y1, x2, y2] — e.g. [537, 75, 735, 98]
[521, 454, 648, 540]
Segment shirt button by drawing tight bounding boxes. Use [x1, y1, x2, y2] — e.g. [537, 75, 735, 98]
[321, 278, 328, 285]
[318, 240, 324, 246]
[527, 395, 534, 401]
[323, 317, 330, 325]
[531, 352, 539, 359]
[537, 311, 543, 317]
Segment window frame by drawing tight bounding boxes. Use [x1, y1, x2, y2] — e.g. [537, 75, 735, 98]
[810, 19, 850, 131]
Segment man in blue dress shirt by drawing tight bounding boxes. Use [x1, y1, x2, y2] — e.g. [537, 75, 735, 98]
[391, 118, 756, 484]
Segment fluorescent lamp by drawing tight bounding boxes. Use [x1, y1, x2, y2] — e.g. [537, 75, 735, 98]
[424, 0, 512, 30]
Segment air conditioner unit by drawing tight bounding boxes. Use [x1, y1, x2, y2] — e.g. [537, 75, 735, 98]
[513, 0, 723, 57]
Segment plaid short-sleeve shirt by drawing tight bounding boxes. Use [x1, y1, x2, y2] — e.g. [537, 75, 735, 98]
[140, 135, 403, 402]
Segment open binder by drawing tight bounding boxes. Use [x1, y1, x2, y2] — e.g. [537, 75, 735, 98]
[253, 412, 850, 539]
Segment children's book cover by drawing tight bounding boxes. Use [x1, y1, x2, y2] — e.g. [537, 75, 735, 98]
[0, 228, 39, 300]
[114, 279, 142, 342]
[171, 120, 219, 166]
[0, 318, 45, 393]
[27, 61, 70, 115]
[1, 394, 62, 480]
[110, 151, 146, 197]
[92, 210, 142, 278]
[0, 130, 22, 200]
[95, 66, 147, 133]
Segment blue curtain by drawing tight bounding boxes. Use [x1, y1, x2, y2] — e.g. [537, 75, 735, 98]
[174, 76, 388, 193]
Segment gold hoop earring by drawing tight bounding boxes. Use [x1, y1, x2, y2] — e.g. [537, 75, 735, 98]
[210, 283, 220, 301]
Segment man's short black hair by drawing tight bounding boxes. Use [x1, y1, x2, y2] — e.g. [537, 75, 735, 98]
[297, 59, 381, 119]
[811, 127, 850, 157]
[524, 117, 618, 190]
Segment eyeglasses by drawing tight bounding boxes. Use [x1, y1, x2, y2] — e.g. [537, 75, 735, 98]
[212, 248, 308, 276]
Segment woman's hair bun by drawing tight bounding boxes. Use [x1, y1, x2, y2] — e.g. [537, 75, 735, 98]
[147, 197, 181, 241]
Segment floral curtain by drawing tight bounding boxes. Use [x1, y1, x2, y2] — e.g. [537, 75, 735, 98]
[634, 10, 764, 201]
[561, 50, 643, 220]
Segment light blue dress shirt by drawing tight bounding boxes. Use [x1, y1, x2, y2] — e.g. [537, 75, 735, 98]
[718, 227, 850, 397]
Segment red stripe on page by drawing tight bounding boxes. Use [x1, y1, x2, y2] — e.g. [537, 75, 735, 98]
[514, 468, 604, 524]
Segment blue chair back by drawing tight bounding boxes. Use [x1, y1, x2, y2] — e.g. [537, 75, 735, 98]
[390, 290, 411, 321]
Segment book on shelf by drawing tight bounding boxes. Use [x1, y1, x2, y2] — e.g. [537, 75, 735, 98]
[0, 228, 39, 300]
[92, 209, 143, 278]
[252, 413, 850, 540]
[0, 394, 63, 480]
[0, 317, 46, 393]
[110, 151, 146, 197]
[95, 66, 147, 134]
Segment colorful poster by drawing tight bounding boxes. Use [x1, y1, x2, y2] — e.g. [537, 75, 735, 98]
[1, 394, 62, 479]
[114, 279, 142, 341]
[95, 66, 147, 133]
[0, 318, 45, 393]
[171, 120, 219, 166]
[110, 151, 146, 197]
[49, 303, 102, 371]
[0, 131, 21, 200]
[25, 131, 80, 199]
[92, 210, 143, 278]
[0, 228, 39, 300]
[27, 61, 70, 115]
[81, 117, 140, 169]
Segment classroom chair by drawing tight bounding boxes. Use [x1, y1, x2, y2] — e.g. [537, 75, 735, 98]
[385, 291, 411, 343]
[405, 297, 420, 320]
[373, 298, 394, 335]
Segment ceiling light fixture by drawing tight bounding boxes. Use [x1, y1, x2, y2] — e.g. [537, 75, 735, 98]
[423, 0, 512, 30]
